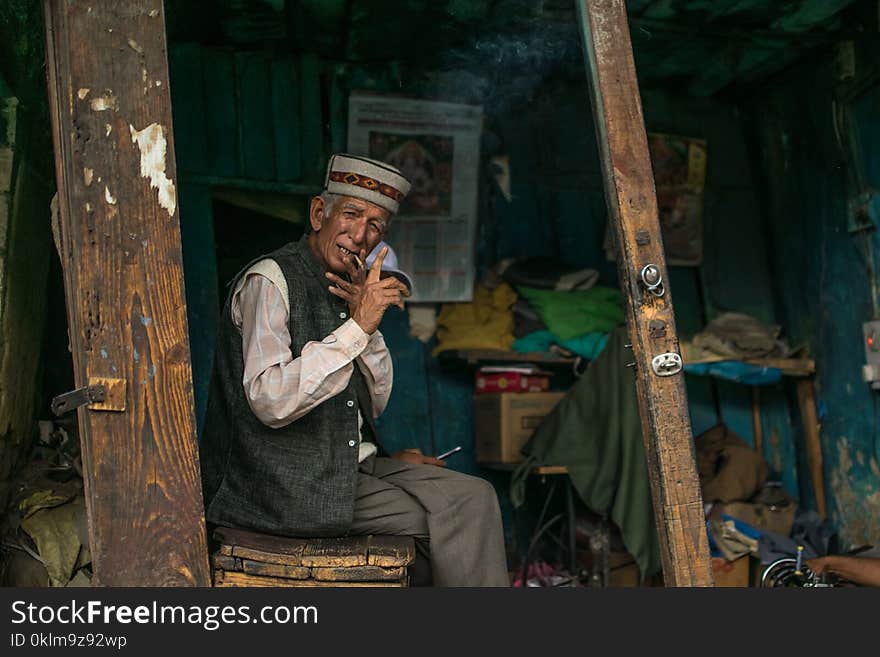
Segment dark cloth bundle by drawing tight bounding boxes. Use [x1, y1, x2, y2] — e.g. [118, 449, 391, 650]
[501, 256, 599, 291]
[695, 424, 768, 503]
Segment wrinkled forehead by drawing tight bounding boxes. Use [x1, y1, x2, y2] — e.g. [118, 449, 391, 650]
[336, 195, 392, 223]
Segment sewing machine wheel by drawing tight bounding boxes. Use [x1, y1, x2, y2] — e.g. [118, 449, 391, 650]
[761, 558, 813, 587]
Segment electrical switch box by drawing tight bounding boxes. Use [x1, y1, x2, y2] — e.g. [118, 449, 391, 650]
[862, 320, 880, 390]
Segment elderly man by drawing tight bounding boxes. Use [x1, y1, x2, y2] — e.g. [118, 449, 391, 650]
[199, 153, 509, 586]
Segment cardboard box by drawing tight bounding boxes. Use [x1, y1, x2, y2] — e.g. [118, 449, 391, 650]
[475, 371, 550, 394]
[712, 555, 750, 587]
[474, 392, 565, 464]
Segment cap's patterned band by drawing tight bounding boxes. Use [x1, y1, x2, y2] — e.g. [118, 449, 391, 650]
[329, 171, 405, 202]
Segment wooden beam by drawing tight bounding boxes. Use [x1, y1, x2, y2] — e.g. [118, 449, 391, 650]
[751, 387, 763, 455]
[575, 0, 713, 586]
[43, 0, 209, 585]
[796, 378, 826, 518]
[212, 188, 305, 225]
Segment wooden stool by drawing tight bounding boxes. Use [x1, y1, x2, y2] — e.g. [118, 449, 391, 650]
[210, 527, 415, 587]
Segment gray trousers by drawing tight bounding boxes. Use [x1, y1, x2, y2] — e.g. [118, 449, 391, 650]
[349, 456, 509, 587]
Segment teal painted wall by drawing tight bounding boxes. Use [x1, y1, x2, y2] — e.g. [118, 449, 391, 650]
[749, 40, 880, 547]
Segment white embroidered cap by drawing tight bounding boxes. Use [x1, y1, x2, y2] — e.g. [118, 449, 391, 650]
[324, 153, 412, 215]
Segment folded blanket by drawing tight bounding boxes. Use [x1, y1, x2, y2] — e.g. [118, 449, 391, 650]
[516, 286, 624, 340]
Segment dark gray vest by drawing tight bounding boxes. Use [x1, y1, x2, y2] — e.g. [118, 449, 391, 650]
[200, 236, 378, 536]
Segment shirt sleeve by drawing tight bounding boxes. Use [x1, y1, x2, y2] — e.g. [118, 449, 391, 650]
[356, 329, 394, 418]
[233, 273, 371, 428]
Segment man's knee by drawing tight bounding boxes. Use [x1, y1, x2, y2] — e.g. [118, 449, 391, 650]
[455, 475, 501, 516]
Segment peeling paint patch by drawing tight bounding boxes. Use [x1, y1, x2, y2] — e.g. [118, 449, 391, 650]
[85, 202, 92, 213]
[830, 437, 880, 547]
[140, 315, 152, 327]
[133, 347, 140, 363]
[149, 9, 159, 17]
[90, 94, 118, 112]
[77, 88, 90, 100]
[148, 364, 155, 378]
[83, 168, 94, 187]
[155, 80, 163, 87]
[104, 186, 116, 205]
[100, 348, 108, 359]
[127, 38, 144, 54]
[129, 123, 177, 217]
[105, 123, 112, 137]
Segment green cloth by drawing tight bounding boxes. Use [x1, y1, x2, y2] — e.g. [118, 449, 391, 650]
[510, 324, 661, 579]
[513, 330, 609, 361]
[515, 286, 624, 340]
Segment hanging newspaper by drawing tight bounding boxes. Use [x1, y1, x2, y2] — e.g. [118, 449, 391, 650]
[348, 93, 483, 301]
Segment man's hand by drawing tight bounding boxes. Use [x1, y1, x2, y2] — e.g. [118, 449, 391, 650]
[391, 447, 447, 467]
[327, 246, 409, 334]
[805, 556, 832, 575]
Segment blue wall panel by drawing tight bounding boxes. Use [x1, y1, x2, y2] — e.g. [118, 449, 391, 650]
[752, 51, 880, 546]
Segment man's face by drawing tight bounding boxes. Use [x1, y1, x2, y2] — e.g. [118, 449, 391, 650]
[308, 195, 390, 274]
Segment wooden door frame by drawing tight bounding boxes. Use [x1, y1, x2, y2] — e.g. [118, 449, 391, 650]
[43, 0, 209, 586]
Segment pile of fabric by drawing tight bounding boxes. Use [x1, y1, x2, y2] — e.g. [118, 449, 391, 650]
[682, 312, 797, 385]
[432, 256, 623, 360]
[689, 312, 789, 360]
[0, 419, 91, 587]
[431, 282, 518, 355]
[696, 424, 834, 569]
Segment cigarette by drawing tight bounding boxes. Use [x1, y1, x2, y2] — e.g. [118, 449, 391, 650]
[353, 254, 364, 269]
[436, 446, 462, 460]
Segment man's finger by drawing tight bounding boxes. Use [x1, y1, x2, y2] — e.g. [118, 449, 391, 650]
[376, 277, 409, 292]
[378, 275, 411, 297]
[351, 249, 367, 283]
[342, 254, 360, 280]
[326, 273, 355, 292]
[380, 290, 403, 307]
[380, 289, 404, 311]
[328, 286, 353, 302]
[367, 246, 388, 282]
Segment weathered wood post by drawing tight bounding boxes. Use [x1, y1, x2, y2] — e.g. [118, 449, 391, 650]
[575, 0, 714, 586]
[43, 0, 210, 585]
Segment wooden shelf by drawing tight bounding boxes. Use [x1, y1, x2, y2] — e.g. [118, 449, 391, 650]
[438, 349, 578, 367]
[685, 356, 816, 377]
[480, 463, 569, 475]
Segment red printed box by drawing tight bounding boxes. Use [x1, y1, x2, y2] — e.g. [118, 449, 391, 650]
[475, 370, 551, 394]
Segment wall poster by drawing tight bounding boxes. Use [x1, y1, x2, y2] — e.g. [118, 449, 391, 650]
[348, 93, 483, 301]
